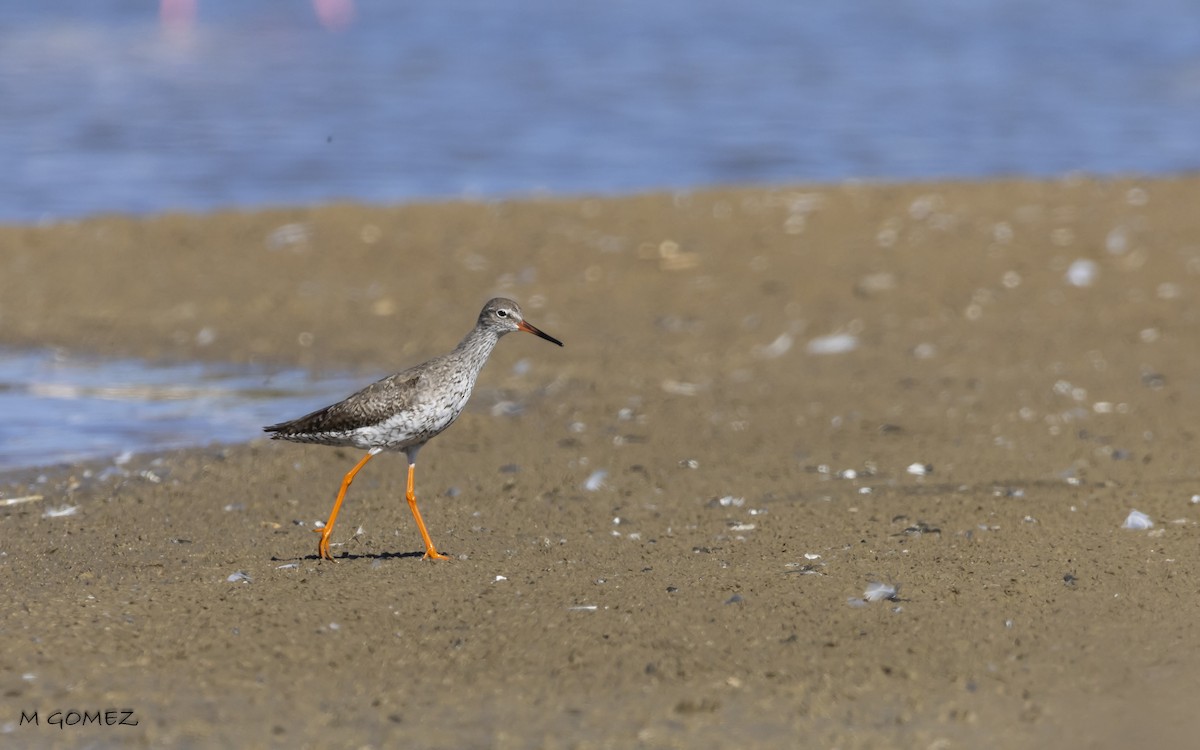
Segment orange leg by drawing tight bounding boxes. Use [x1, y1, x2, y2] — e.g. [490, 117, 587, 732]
[406, 462, 450, 560]
[314, 450, 377, 561]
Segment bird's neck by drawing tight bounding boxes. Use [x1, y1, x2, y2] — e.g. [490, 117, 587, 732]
[451, 326, 502, 368]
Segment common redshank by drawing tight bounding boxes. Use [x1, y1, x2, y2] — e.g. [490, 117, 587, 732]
[265, 298, 563, 561]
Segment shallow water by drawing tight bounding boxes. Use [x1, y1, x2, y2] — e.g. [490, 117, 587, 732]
[4, 0, 1200, 221]
[0, 348, 371, 472]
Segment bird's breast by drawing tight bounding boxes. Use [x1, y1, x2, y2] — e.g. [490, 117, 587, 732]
[362, 378, 475, 450]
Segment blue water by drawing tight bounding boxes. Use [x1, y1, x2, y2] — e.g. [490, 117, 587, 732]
[4, 0, 1199, 222]
[3, 1, 1200, 470]
[0, 349, 371, 472]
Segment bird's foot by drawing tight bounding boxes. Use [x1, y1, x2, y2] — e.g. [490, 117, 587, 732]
[422, 547, 451, 561]
[313, 527, 338, 562]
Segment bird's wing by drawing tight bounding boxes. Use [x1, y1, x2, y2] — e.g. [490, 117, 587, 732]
[264, 372, 424, 437]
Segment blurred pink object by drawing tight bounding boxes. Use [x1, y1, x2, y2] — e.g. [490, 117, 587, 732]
[158, 0, 356, 33]
[159, 0, 197, 30]
[313, 0, 356, 31]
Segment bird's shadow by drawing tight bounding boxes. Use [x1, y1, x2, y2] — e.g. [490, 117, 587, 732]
[271, 549, 430, 563]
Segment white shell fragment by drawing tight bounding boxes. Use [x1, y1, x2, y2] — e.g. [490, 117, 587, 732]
[42, 505, 78, 518]
[1065, 258, 1099, 287]
[0, 495, 43, 507]
[267, 222, 311, 250]
[906, 463, 932, 476]
[226, 571, 252, 583]
[807, 333, 859, 355]
[863, 582, 898, 602]
[661, 379, 701, 396]
[754, 332, 794, 359]
[1121, 509, 1154, 530]
[582, 470, 608, 491]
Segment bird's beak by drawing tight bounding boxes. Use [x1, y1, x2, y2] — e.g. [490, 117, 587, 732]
[518, 320, 564, 347]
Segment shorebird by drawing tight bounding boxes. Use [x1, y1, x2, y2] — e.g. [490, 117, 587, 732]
[265, 298, 563, 561]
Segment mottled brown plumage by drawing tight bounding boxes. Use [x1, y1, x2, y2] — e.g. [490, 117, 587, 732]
[265, 373, 423, 445]
[265, 298, 562, 561]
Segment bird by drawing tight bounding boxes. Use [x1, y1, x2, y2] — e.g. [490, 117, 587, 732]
[265, 297, 563, 561]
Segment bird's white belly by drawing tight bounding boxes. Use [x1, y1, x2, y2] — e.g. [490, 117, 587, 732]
[352, 384, 472, 451]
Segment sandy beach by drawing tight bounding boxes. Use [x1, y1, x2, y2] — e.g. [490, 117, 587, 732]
[2, 176, 1200, 748]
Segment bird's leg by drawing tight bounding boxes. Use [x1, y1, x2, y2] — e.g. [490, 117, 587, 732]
[315, 449, 378, 561]
[406, 462, 450, 560]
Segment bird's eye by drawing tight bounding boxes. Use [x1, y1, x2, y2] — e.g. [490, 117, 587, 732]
[496, 309, 509, 318]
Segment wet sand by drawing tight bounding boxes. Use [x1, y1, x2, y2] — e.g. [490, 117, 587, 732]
[2, 176, 1200, 748]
